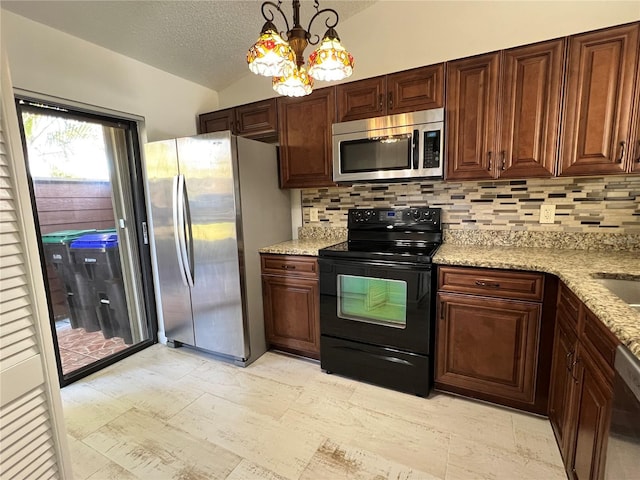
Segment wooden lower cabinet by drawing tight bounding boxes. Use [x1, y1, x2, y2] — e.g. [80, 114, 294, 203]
[436, 292, 541, 406]
[548, 282, 618, 480]
[570, 345, 613, 480]
[548, 312, 578, 458]
[435, 266, 552, 413]
[260, 254, 320, 359]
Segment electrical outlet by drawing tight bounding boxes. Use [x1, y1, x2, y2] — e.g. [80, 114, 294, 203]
[309, 208, 319, 222]
[539, 204, 556, 224]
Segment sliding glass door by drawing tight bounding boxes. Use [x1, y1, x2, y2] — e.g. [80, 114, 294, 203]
[16, 97, 156, 385]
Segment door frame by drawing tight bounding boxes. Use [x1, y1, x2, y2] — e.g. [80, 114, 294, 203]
[13, 91, 158, 386]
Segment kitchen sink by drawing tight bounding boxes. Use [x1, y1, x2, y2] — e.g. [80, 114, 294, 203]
[593, 278, 640, 312]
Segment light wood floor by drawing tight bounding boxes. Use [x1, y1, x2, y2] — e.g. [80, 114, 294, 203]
[62, 344, 566, 479]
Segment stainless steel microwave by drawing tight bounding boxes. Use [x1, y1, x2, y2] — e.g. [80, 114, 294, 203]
[332, 108, 444, 183]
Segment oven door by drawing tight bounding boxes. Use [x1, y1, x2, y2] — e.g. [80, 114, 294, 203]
[319, 257, 433, 355]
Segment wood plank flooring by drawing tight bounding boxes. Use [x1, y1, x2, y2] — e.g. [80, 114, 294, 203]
[62, 345, 566, 479]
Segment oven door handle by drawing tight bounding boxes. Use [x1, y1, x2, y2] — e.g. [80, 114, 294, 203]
[334, 345, 413, 366]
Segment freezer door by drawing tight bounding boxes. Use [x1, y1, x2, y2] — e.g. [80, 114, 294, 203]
[144, 140, 194, 345]
[176, 133, 246, 359]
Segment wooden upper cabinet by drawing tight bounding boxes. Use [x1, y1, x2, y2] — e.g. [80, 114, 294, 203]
[560, 23, 640, 176]
[198, 108, 235, 134]
[387, 64, 444, 115]
[336, 64, 444, 122]
[632, 49, 640, 173]
[445, 53, 500, 181]
[278, 87, 336, 188]
[336, 76, 386, 122]
[499, 39, 565, 178]
[198, 98, 278, 141]
[234, 98, 278, 139]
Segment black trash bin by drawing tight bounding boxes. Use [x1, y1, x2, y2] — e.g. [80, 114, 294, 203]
[70, 232, 132, 344]
[41, 229, 99, 331]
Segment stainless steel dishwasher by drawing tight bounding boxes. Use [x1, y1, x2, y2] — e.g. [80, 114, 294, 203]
[604, 344, 640, 479]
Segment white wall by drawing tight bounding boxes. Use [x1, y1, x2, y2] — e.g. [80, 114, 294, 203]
[219, 0, 640, 107]
[1, 10, 219, 141]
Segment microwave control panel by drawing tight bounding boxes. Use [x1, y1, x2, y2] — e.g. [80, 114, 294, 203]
[423, 130, 441, 168]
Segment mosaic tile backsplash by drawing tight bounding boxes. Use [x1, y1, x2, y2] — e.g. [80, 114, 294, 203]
[301, 175, 640, 234]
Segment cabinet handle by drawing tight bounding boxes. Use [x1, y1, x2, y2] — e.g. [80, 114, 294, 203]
[570, 357, 580, 383]
[236, 120, 240, 132]
[565, 351, 573, 372]
[616, 141, 625, 163]
[636, 140, 640, 163]
[475, 280, 500, 288]
[388, 92, 393, 109]
[500, 151, 506, 170]
[440, 301, 445, 320]
[379, 94, 384, 110]
[487, 151, 493, 171]
[281, 264, 296, 270]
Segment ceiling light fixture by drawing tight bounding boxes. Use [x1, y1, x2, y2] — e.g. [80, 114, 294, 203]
[247, 0, 354, 97]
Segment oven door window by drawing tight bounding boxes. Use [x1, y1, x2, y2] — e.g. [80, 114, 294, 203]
[337, 274, 407, 328]
[340, 135, 411, 173]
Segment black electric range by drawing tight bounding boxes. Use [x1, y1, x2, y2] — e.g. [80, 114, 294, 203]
[317, 207, 442, 396]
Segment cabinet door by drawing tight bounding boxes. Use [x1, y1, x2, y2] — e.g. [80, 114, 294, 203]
[435, 292, 542, 410]
[235, 99, 278, 140]
[445, 53, 500, 180]
[262, 274, 320, 359]
[336, 76, 386, 122]
[278, 87, 336, 188]
[387, 64, 444, 115]
[560, 23, 640, 176]
[499, 39, 565, 178]
[631, 53, 640, 173]
[569, 345, 613, 480]
[548, 313, 579, 461]
[198, 108, 235, 134]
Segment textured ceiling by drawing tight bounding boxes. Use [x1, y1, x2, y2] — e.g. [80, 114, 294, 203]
[2, 0, 377, 91]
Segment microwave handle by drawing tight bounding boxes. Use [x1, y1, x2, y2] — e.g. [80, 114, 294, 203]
[412, 129, 420, 169]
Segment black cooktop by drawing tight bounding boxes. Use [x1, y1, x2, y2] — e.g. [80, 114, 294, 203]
[319, 240, 441, 263]
[319, 207, 442, 264]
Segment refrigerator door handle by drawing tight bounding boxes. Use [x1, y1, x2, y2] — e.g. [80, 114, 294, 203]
[177, 174, 195, 287]
[172, 174, 189, 287]
[181, 175, 195, 286]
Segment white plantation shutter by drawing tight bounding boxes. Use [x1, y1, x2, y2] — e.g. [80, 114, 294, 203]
[0, 48, 71, 479]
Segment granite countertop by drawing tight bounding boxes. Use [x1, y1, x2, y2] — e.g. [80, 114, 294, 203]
[259, 226, 640, 357]
[434, 244, 640, 358]
[259, 238, 344, 256]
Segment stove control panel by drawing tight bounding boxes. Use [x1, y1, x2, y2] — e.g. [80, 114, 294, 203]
[348, 207, 441, 227]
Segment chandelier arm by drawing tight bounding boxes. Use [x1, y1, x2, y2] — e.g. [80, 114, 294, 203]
[260, 1, 290, 37]
[305, 7, 340, 45]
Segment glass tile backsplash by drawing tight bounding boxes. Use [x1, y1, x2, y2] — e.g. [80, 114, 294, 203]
[302, 175, 640, 233]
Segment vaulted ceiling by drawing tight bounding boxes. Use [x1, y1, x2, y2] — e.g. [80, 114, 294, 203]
[1, 0, 376, 91]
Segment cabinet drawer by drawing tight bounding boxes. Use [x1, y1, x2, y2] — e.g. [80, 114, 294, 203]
[582, 308, 619, 377]
[261, 254, 318, 278]
[438, 266, 544, 301]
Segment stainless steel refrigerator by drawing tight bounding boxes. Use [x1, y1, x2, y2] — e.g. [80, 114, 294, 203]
[144, 132, 291, 365]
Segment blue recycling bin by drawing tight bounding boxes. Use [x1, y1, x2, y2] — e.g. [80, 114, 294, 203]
[70, 233, 132, 344]
[41, 229, 99, 331]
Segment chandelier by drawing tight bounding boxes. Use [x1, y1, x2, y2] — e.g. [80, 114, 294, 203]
[246, 0, 354, 97]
